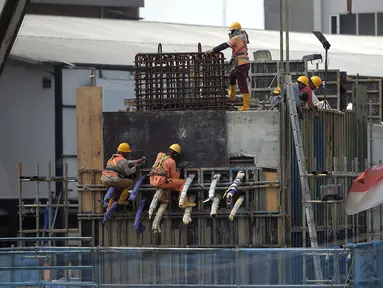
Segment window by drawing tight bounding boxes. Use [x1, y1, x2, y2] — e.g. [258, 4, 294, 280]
[378, 13, 383, 35]
[358, 13, 375, 35]
[330, 15, 338, 34]
[339, 14, 356, 35]
[331, 12, 383, 36]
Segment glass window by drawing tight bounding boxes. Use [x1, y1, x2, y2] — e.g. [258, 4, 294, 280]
[340, 14, 356, 35]
[358, 13, 376, 35]
[331, 16, 338, 34]
[378, 13, 383, 35]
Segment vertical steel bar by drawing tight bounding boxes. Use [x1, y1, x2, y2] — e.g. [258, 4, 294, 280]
[48, 161, 53, 247]
[36, 163, 40, 246]
[18, 162, 23, 247]
[284, 0, 290, 74]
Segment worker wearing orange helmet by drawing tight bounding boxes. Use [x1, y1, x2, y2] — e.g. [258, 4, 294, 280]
[149, 144, 196, 209]
[101, 143, 146, 209]
[205, 22, 250, 111]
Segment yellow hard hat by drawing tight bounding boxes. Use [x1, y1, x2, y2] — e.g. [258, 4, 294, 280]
[169, 144, 181, 154]
[311, 76, 323, 89]
[229, 22, 241, 31]
[117, 143, 131, 153]
[297, 76, 309, 86]
[273, 86, 281, 95]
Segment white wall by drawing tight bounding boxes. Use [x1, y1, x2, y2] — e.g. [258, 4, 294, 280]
[0, 59, 55, 199]
[61, 68, 134, 200]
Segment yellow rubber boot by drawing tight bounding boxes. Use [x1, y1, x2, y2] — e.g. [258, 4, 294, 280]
[238, 93, 250, 111]
[230, 85, 237, 101]
[179, 196, 197, 209]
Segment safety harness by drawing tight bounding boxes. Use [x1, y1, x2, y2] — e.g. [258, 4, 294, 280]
[149, 153, 170, 177]
[103, 155, 125, 178]
[229, 32, 249, 73]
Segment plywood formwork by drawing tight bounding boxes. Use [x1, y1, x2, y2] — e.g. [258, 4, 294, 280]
[76, 87, 105, 245]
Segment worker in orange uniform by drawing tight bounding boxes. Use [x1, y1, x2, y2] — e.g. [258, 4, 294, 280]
[101, 142, 146, 209]
[149, 144, 196, 209]
[205, 22, 250, 111]
[299, 75, 323, 115]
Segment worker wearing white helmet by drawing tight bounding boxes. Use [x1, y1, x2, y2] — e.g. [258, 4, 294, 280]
[205, 22, 251, 111]
[149, 144, 196, 209]
[101, 142, 146, 209]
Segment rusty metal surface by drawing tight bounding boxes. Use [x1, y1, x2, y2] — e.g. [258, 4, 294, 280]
[134, 52, 229, 111]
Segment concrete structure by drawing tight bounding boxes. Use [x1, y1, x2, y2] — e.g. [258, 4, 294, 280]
[264, 0, 383, 36]
[27, 0, 144, 19]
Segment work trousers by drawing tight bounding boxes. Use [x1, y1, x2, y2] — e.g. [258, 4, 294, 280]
[103, 178, 134, 210]
[150, 177, 186, 203]
[229, 63, 250, 94]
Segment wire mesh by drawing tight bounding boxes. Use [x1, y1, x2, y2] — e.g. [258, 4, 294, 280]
[134, 52, 229, 111]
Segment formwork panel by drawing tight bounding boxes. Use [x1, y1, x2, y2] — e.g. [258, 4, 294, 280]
[134, 52, 229, 111]
[290, 109, 361, 247]
[103, 110, 227, 168]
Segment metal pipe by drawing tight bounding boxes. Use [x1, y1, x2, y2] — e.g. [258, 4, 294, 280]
[0, 266, 93, 271]
[94, 284, 347, 287]
[0, 282, 97, 287]
[0, 237, 92, 242]
[284, 0, 290, 74]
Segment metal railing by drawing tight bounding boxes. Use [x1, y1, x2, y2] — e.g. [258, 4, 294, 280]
[0, 241, 356, 287]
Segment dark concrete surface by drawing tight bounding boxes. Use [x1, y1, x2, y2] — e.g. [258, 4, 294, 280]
[103, 110, 227, 168]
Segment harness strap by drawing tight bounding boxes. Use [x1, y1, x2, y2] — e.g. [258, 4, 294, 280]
[150, 154, 170, 177]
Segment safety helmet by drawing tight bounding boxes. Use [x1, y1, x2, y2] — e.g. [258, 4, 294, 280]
[229, 22, 242, 31]
[169, 144, 181, 154]
[117, 143, 131, 153]
[273, 86, 281, 95]
[297, 76, 309, 86]
[310, 76, 323, 89]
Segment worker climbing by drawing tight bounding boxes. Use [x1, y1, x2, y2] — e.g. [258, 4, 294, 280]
[101, 142, 146, 210]
[205, 21, 250, 111]
[149, 144, 196, 209]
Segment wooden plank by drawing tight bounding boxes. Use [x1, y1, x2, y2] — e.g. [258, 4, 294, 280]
[76, 87, 104, 214]
[264, 170, 279, 211]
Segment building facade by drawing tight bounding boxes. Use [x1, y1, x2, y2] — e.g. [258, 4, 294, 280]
[264, 0, 383, 36]
[28, 0, 144, 19]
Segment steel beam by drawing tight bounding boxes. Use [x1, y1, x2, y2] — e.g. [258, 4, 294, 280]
[0, 0, 30, 78]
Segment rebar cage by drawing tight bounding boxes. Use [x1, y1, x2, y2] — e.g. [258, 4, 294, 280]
[134, 52, 229, 111]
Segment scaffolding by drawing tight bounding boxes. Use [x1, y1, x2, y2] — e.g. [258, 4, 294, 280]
[17, 161, 78, 247]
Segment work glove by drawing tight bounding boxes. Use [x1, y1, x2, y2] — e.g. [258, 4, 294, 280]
[177, 162, 187, 170]
[136, 156, 146, 166]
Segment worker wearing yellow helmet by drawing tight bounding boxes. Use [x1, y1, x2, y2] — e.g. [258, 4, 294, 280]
[205, 22, 251, 111]
[149, 144, 196, 209]
[101, 142, 146, 209]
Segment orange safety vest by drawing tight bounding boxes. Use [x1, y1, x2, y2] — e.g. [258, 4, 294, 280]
[102, 154, 125, 178]
[149, 153, 171, 178]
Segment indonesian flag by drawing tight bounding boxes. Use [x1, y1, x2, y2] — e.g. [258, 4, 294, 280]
[345, 163, 383, 215]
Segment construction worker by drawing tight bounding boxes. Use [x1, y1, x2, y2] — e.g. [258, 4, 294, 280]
[101, 143, 146, 209]
[308, 76, 324, 108]
[149, 144, 196, 209]
[205, 22, 250, 111]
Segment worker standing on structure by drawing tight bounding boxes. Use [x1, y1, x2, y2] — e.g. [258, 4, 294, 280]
[149, 144, 196, 209]
[308, 76, 324, 109]
[101, 143, 146, 209]
[205, 22, 250, 111]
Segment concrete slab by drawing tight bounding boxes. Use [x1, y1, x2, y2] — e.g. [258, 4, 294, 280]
[226, 111, 280, 168]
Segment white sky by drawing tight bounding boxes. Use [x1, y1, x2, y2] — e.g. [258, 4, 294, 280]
[140, 0, 265, 29]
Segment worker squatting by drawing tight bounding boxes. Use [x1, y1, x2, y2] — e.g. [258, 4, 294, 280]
[205, 22, 323, 114]
[100, 142, 251, 233]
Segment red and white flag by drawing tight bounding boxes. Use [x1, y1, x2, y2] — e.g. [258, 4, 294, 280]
[345, 163, 383, 215]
